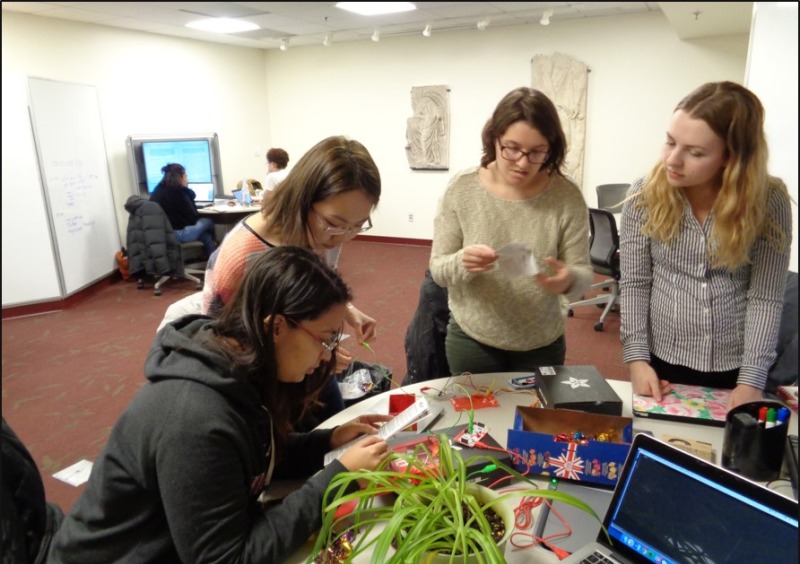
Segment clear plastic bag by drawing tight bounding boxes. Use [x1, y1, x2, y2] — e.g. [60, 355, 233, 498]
[338, 368, 374, 400]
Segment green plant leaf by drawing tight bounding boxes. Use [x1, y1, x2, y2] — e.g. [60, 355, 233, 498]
[310, 433, 607, 563]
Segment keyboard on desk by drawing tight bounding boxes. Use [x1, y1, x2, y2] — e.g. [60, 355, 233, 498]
[577, 551, 622, 564]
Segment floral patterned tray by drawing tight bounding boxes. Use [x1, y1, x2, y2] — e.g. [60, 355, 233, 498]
[632, 384, 730, 427]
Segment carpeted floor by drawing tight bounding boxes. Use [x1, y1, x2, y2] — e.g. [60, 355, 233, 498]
[1, 238, 626, 512]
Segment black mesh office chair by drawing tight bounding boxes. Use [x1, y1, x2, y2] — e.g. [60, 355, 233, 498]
[567, 208, 620, 331]
[596, 183, 630, 211]
[124, 196, 205, 296]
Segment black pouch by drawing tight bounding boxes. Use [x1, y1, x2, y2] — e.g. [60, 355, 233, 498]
[337, 361, 393, 407]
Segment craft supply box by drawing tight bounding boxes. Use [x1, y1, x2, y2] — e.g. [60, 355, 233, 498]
[507, 407, 633, 487]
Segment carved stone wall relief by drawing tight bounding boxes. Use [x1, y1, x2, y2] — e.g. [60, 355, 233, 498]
[531, 53, 588, 186]
[405, 85, 450, 170]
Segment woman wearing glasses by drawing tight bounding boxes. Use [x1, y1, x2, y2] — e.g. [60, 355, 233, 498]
[201, 135, 380, 427]
[49, 247, 392, 563]
[430, 87, 592, 374]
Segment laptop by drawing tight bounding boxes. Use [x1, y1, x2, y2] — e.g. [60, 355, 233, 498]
[189, 182, 215, 208]
[564, 433, 798, 564]
[534, 480, 614, 555]
[632, 383, 730, 427]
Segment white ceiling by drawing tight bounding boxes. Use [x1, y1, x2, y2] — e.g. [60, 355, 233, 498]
[2, 2, 753, 50]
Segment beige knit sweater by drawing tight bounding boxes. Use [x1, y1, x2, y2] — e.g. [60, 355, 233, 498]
[430, 167, 592, 351]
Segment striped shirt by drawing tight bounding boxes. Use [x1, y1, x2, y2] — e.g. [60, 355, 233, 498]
[619, 177, 792, 390]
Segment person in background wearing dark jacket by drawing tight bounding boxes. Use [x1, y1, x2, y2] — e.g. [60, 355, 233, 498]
[48, 247, 392, 564]
[149, 162, 216, 257]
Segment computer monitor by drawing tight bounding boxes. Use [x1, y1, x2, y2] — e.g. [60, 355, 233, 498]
[126, 133, 224, 204]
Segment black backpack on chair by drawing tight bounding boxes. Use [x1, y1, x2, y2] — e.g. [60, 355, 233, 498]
[1, 418, 64, 563]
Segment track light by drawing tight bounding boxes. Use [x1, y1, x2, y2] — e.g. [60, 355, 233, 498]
[477, 18, 490, 31]
[371, 28, 381, 42]
[540, 10, 552, 26]
[323, 33, 332, 47]
[422, 24, 432, 37]
[279, 38, 289, 51]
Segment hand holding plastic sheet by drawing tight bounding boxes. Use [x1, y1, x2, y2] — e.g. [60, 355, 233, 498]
[496, 242, 539, 278]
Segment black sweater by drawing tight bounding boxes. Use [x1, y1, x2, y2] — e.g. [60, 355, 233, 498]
[48, 316, 347, 563]
[149, 183, 199, 230]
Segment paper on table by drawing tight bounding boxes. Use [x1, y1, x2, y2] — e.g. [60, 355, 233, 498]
[496, 242, 539, 278]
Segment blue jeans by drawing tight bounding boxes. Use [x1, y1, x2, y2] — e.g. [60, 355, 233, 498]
[175, 218, 216, 257]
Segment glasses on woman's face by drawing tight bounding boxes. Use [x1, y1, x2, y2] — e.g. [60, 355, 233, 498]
[293, 322, 343, 354]
[313, 210, 372, 238]
[499, 143, 549, 165]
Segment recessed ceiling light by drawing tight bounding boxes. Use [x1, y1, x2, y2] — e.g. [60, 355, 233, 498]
[186, 18, 259, 34]
[335, 2, 416, 16]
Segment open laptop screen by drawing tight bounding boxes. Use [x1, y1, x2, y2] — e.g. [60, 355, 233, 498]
[188, 182, 215, 205]
[606, 442, 798, 564]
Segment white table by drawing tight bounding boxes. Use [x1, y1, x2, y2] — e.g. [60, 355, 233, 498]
[286, 373, 797, 563]
[199, 203, 259, 238]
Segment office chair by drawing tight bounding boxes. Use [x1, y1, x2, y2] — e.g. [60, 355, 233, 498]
[124, 196, 205, 296]
[567, 208, 620, 331]
[596, 183, 630, 211]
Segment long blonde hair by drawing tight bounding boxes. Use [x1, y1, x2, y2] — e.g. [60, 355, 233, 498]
[637, 81, 788, 269]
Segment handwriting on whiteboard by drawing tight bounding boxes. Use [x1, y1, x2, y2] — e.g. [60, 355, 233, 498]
[48, 159, 101, 234]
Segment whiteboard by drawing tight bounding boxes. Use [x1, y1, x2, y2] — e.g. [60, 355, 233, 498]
[27, 77, 121, 296]
[745, 2, 798, 272]
[1, 72, 61, 306]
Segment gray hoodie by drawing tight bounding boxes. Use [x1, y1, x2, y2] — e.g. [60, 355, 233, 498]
[48, 315, 347, 563]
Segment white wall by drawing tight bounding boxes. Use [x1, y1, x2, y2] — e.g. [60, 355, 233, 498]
[746, 2, 798, 272]
[2, 10, 747, 253]
[263, 11, 748, 240]
[2, 12, 271, 247]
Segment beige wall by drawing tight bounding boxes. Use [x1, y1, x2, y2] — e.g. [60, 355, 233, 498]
[2, 10, 747, 248]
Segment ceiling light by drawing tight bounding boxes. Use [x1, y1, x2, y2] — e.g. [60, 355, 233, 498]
[323, 33, 332, 47]
[185, 18, 259, 34]
[371, 29, 381, 42]
[279, 38, 289, 51]
[335, 2, 416, 16]
[477, 18, 490, 31]
[422, 24, 432, 37]
[540, 11, 552, 26]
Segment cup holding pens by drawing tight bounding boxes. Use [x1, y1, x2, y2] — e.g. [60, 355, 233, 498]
[722, 400, 789, 481]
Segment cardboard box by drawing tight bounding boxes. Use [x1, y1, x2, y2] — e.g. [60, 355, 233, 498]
[506, 407, 633, 487]
[534, 366, 623, 416]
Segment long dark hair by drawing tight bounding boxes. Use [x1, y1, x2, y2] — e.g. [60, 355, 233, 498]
[261, 136, 381, 246]
[159, 163, 186, 189]
[480, 87, 567, 174]
[210, 246, 352, 436]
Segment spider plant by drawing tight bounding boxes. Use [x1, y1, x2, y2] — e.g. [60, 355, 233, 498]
[310, 434, 604, 563]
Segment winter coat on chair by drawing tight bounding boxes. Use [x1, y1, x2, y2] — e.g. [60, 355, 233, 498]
[124, 195, 183, 279]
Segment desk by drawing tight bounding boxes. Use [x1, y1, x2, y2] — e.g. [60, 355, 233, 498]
[287, 373, 797, 563]
[199, 204, 260, 239]
[199, 204, 259, 225]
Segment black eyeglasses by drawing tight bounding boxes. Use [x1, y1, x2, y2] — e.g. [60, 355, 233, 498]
[499, 143, 549, 164]
[313, 210, 372, 237]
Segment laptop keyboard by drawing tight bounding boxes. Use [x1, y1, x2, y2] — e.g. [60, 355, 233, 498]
[578, 552, 619, 564]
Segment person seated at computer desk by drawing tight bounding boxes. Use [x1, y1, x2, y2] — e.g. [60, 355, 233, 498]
[149, 162, 216, 258]
[265, 147, 289, 191]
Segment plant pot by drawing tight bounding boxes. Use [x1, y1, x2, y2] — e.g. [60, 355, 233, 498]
[416, 484, 515, 563]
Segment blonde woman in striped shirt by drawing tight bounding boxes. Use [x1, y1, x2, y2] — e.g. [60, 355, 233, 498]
[620, 81, 792, 410]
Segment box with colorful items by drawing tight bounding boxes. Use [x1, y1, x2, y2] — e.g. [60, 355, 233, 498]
[506, 407, 633, 487]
